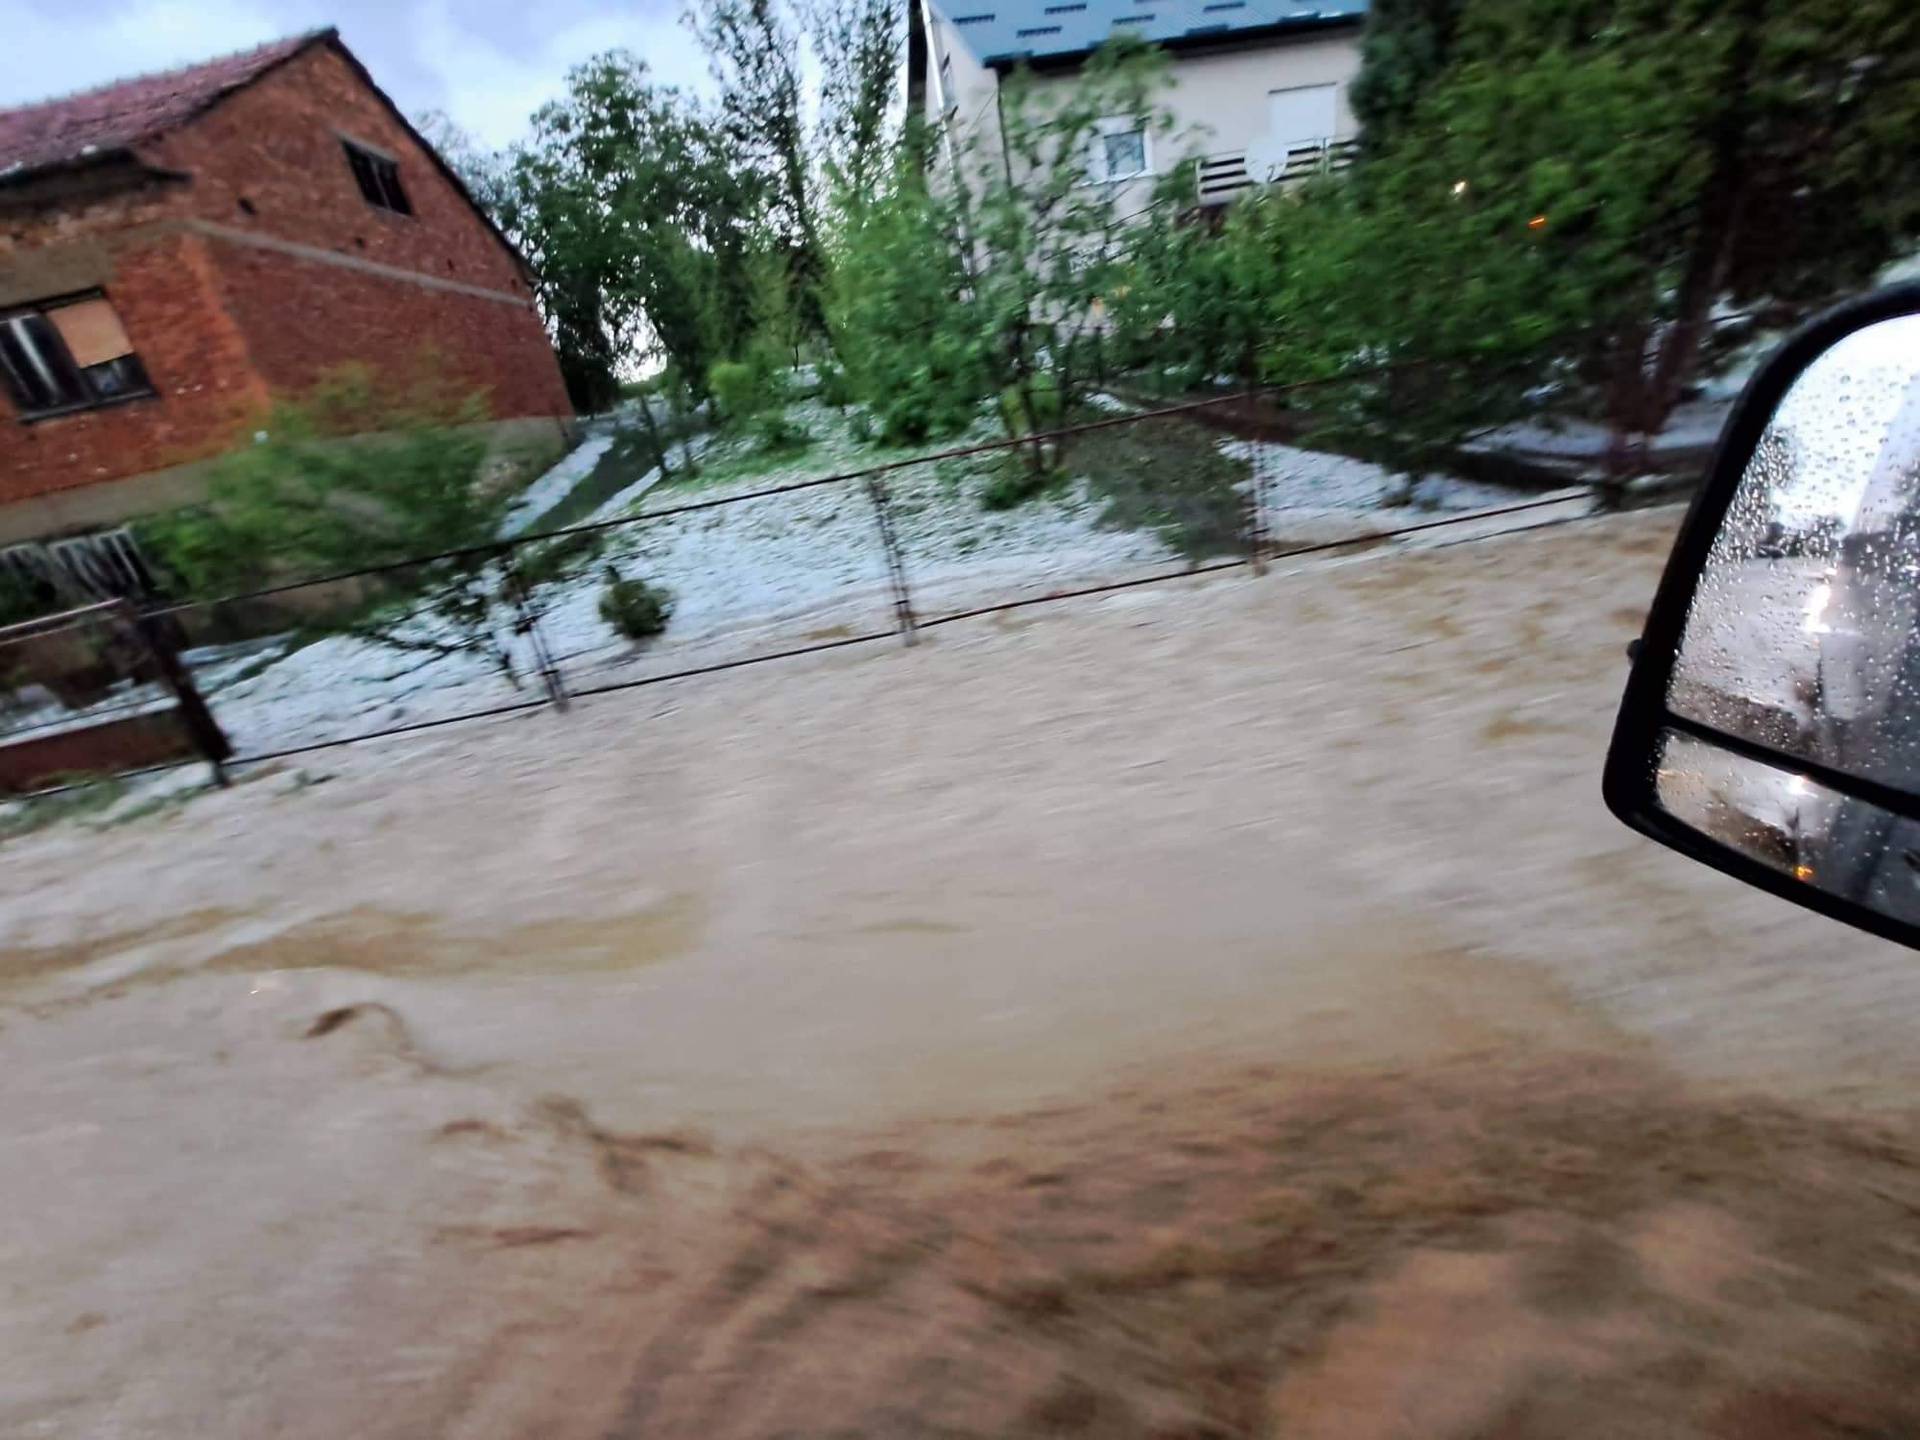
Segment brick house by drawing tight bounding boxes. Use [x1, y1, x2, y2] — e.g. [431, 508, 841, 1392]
[0, 29, 574, 547]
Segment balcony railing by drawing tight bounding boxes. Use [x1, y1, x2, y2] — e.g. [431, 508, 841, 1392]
[1194, 137, 1359, 206]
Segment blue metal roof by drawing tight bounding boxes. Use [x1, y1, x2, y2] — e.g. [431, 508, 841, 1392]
[940, 0, 1368, 68]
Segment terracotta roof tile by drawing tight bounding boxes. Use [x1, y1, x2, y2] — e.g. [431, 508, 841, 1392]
[0, 30, 330, 180]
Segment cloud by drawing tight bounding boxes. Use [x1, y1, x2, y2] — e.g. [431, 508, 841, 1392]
[0, 0, 712, 155]
[407, 0, 712, 150]
[0, 0, 329, 107]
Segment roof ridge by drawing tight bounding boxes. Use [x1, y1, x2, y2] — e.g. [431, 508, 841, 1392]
[0, 27, 334, 120]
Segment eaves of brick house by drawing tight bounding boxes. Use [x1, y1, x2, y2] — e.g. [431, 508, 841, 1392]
[0, 30, 575, 544]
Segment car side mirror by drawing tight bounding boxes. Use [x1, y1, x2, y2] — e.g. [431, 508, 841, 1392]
[1605, 284, 1920, 948]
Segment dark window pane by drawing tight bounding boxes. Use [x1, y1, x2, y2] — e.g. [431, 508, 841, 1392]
[81, 354, 153, 402]
[375, 158, 412, 215]
[343, 140, 412, 214]
[344, 143, 386, 206]
[0, 314, 87, 414]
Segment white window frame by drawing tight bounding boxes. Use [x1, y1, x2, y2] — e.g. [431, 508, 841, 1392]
[1087, 115, 1151, 185]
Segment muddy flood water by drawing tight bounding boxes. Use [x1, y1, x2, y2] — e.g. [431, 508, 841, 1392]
[5, 508, 1920, 1438]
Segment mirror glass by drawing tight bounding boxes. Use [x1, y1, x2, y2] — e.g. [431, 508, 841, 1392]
[1669, 314, 1920, 795]
[1654, 728, 1920, 925]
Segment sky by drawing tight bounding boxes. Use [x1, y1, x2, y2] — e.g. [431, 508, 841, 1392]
[0, 0, 714, 150]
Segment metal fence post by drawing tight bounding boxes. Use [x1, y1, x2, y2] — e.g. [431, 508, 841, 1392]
[1245, 414, 1270, 576]
[862, 474, 920, 646]
[500, 549, 571, 711]
[134, 603, 234, 785]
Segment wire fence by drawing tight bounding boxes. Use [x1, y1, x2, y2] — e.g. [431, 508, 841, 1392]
[0, 369, 1663, 797]
[0, 600, 229, 796]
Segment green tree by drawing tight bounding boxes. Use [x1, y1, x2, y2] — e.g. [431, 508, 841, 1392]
[745, 242, 805, 375]
[804, 0, 905, 197]
[1266, 46, 1689, 496]
[823, 138, 990, 444]
[687, 0, 823, 324]
[822, 42, 1182, 472]
[956, 40, 1182, 471]
[1109, 185, 1307, 390]
[409, 109, 506, 205]
[493, 54, 760, 410]
[1331, 0, 1920, 498]
[1347, 0, 1469, 154]
[141, 369, 594, 683]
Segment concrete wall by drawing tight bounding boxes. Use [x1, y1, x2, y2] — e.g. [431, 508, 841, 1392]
[0, 40, 573, 537]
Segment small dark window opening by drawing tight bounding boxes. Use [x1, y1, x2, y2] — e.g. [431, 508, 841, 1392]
[342, 139, 412, 216]
[0, 295, 154, 421]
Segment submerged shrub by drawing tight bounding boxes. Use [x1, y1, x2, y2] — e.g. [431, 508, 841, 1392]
[598, 566, 673, 640]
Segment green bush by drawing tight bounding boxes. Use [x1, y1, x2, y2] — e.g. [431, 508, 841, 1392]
[753, 412, 813, 455]
[979, 456, 1055, 511]
[876, 382, 982, 447]
[135, 365, 602, 685]
[139, 365, 496, 599]
[824, 176, 993, 446]
[0, 568, 56, 628]
[514, 527, 607, 589]
[999, 371, 1063, 438]
[706, 358, 786, 425]
[817, 362, 855, 408]
[705, 360, 758, 422]
[598, 567, 673, 641]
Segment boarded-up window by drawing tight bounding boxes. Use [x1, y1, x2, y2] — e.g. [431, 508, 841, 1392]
[0, 295, 152, 419]
[48, 299, 135, 369]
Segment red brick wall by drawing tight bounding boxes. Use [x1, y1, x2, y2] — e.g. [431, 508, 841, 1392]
[0, 231, 269, 506]
[147, 44, 535, 299]
[0, 38, 570, 515]
[0, 708, 204, 795]
[205, 235, 571, 418]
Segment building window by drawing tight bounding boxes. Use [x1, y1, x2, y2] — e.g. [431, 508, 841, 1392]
[0, 296, 153, 420]
[1089, 116, 1150, 183]
[342, 139, 413, 215]
[1268, 83, 1339, 148]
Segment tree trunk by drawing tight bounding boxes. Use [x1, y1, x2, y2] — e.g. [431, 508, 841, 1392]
[1597, 0, 1762, 509]
[1596, 320, 1655, 510]
[633, 390, 673, 481]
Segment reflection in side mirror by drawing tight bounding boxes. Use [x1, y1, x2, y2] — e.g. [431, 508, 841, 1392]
[1606, 288, 1920, 948]
[1654, 730, 1920, 926]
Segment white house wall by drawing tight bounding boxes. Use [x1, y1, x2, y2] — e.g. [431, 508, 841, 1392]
[922, 5, 1363, 209]
[1160, 36, 1361, 160]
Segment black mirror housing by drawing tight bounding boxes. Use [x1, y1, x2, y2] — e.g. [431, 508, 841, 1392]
[1606, 284, 1920, 949]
